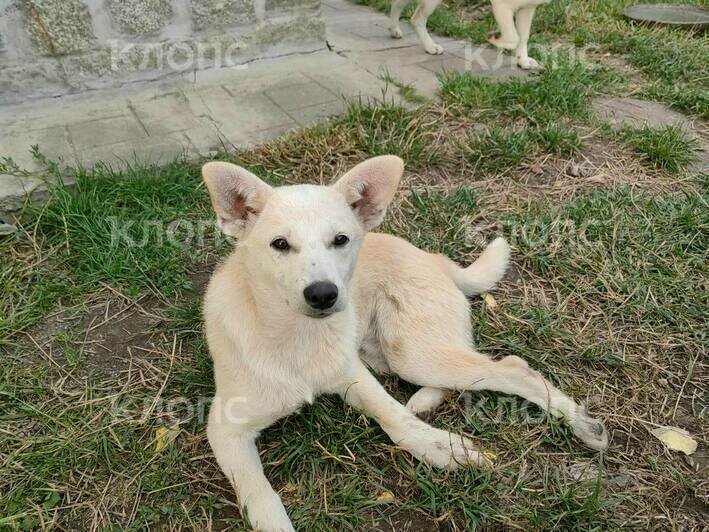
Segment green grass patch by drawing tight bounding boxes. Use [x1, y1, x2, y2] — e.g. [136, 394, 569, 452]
[460, 124, 581, 175]
[440, 56, 616, 124]
[620, 125, 699, 173]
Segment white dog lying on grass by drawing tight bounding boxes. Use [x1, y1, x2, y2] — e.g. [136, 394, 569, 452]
[202, 156, 608, 531]
[389, 0, 549, 69]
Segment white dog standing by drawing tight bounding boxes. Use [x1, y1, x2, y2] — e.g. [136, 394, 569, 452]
[389, 0, 549, 69]
[202, 156, 608, 531]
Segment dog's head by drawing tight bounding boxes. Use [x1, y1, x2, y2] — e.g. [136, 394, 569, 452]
[202, 156, 403, 318]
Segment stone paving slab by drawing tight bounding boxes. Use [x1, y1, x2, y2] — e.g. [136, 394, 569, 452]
[593, 96, 709, 173]
[593, 97, 700, 131]
[0, 0, 528, 220]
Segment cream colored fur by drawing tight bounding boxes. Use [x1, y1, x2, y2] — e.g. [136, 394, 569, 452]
[389, 0, 550, 69]
[202, 156, 608, 531]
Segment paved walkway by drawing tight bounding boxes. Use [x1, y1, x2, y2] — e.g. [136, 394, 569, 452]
[0, 0, 527, 219]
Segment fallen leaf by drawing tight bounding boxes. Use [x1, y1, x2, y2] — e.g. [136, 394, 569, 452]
[483, 450, 497, 462]
[376, 491, 395, 504]
[482, 293, 497, 309]
[154, 424, 180, 454]
[650, 426, 697, 455]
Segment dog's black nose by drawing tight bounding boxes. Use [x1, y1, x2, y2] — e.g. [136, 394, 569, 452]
[304, 282, 338, 310]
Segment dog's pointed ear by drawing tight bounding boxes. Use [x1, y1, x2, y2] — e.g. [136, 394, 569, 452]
[202, 161, 273, 238]
[332, 155, 404, 230]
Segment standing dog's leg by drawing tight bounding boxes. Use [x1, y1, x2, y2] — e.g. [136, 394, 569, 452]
[336, 360, 489, 468]
[488, 0, 519, 50]
[515, 6, 540, 69]
[411, 0, 444, 55]
[393, 349, 609, 450]
[389, 0, 408, 38]
[207, 411, 294, 531]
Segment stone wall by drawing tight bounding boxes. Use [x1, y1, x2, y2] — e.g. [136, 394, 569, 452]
[0, 0, 325, 103]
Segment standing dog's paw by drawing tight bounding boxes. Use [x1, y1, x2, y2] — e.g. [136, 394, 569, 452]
[425, 42, 444, 55]
[389, 25, 403, 39]
[570, 411, 609, 451]
[517, 56, 542, 70]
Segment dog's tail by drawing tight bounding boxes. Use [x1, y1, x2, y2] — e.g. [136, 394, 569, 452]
[445, 237, 511, 296]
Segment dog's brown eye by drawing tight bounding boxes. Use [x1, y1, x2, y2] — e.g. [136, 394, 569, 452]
[333, 234, 349, 247]
[271, 238, 290, 251]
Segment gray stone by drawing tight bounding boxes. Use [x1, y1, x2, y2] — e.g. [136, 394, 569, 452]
[0, 125, 74, 172]
[0, 174, 56, 218]
[130, 92, 210, 136]
[182, 123, 228, 154]
[2, 0, 326, 103]
[198, 87, 296, 137]
[59, 49, 114, 89]
[379, 64, 439, 100]
[108, 0, 173, 36]
[289, 99, 347, 127]
[0, 58, 69, 103]
[79, 137, 191, 169]
[222, 123, 298, 150]
[23, 0, 95, 56]
[192, 0, 256, 30]
[69, 116, 148, 150]
[265, 80, 338, 111]
[593, 97, 696, 130]
[304, 63, 390, 102]
[251, 13, 325, 48]
[267, 0, 319, 12]
[0, 222, 18, 236]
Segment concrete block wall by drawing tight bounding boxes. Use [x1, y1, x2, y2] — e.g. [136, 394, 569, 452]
[0, 0, 325, 103]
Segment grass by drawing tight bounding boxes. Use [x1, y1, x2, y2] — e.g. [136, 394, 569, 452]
[1, 1, 707, 529]
[440, 55, 615, 124]
[620, 125, 699, 174]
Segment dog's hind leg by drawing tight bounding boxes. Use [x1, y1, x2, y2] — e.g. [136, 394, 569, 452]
[391, 348, 609, 451]
[488, 0, 519, 50]
[515, 6, 540, 69]
[411, 0, 444, 54]
[389, 0, 408, 38]
[335, 359, 490, 469]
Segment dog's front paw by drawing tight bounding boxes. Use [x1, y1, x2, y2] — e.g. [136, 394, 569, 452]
[389, 25, 403, 39]
[402, 426, 491, 469]
[247, 491, 295, 532]
[425, 42, 444, 55]
[517, 56, 542, 70]
[487, 31, 518, 50]
[570, 410, 609, 451]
